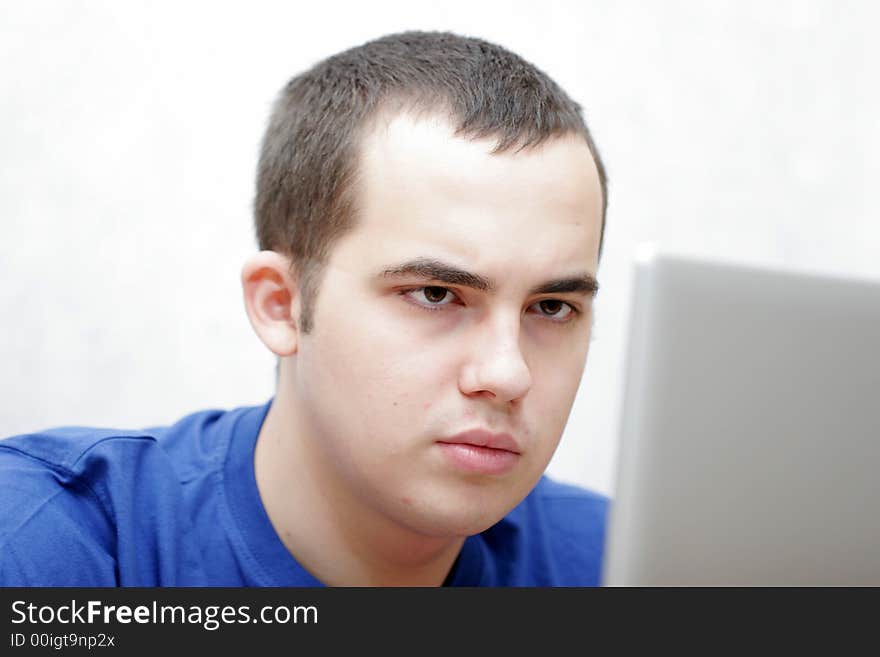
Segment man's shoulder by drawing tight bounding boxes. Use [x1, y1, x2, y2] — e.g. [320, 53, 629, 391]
[0, 418, 192, 540]
[0, 404, 265, 586]
[0, 425, 160, 474]
[530, 475, 610, 504]
[0, 426, 160, 585]
[526, 475, 610, 522]
[0, 404, 254, 482]
[495, 475, 609, 585]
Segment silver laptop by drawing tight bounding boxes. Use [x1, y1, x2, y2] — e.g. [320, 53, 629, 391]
[602, 248, 880, 586]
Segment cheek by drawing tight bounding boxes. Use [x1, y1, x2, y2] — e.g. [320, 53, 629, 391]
[529, 345, 590, 421]
[308, 318, 455, 427]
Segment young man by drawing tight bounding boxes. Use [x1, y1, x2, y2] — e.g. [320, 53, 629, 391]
[0, 31, 609, 586]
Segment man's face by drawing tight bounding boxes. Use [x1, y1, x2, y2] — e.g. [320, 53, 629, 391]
[292, 112, 603, 537]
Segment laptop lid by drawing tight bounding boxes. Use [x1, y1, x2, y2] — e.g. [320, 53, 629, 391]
[602, 248, 880, 585]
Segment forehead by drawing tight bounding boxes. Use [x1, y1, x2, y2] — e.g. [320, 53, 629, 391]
[334, 111, 603, 279]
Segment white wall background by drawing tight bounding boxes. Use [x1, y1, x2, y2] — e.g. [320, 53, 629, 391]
[2, 1, 878, 496]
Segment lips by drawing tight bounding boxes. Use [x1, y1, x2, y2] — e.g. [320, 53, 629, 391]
[436, 429, 521, 475]
[438, 429, 521, 454]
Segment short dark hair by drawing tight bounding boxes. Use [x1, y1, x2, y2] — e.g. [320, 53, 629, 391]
[255, 30, 608, 334]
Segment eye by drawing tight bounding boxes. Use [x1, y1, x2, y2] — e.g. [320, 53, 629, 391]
[529, 299, 576, 321]
[403, 286, 460, 310]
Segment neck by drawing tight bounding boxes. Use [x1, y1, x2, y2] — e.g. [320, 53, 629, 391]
[254, 386, 465, 586]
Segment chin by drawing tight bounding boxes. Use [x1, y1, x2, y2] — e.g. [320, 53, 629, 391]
[407, 511, 504, 539]
[395, 487, 524, 539]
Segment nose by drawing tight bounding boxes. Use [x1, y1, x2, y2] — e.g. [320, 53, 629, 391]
[458, 315, 532, 404]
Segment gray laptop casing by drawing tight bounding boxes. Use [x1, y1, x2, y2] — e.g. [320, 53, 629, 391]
[602, 250, 880, 585]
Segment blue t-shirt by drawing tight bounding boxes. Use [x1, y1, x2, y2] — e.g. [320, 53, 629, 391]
[0, 401, 608, 586]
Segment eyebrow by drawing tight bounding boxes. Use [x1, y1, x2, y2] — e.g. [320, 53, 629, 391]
[379, 257, 600, 297]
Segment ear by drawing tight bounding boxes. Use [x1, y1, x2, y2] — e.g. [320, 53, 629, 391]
[241, 251, 301, 356]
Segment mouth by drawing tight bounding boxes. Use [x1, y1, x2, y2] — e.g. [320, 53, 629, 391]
[437, 429, 521, 475]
